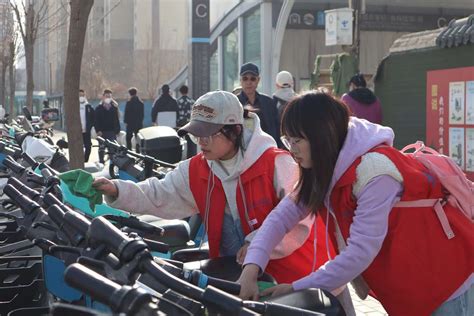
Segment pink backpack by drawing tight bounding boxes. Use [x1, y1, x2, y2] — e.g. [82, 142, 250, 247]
[395, 141, 474, 239]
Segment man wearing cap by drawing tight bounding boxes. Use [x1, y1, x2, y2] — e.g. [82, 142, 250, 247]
[237, 62, 282, 147]
[273, 71, 296, 124]
[94, 90, 326, 285]
[151, 84, 179, 128]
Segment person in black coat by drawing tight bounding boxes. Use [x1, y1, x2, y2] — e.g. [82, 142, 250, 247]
[151, 84, 178, 127]
[79, 89, 95, 162]
[95, 89, 121, 163]
[124, 87, 144, 151]
[237, 62, 282, 147]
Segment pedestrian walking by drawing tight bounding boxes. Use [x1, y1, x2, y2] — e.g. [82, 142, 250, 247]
[176, 85, 196, 157]
[272, 70, 296, 124]
[124, 87, 144, 151]
[151, 84, 178, 128]
[95, 89, 121, 163]
[176, 85, 194, 128]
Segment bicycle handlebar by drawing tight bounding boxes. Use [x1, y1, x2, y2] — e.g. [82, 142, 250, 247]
[2, 156, 25, 174]
[7, 177, 42, 203]
[64, 263, 156, 314]
[103, 215, 165, 237]
[102, 138, 177, 169]
[21, 152, 38, 168]
[3, 184, 42, 215]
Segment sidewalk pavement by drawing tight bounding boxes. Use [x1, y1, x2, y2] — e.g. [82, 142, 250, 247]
[348, 284, 387, 315]
[52, 129, 388, 315]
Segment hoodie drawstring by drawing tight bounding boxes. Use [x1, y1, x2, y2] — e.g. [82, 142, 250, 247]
[201, 162, 215, 249]
[312, 216, 318, 272]
[238, 176, 255, 231]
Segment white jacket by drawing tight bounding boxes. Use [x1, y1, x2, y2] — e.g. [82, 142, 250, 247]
[108, 113, 312, 258]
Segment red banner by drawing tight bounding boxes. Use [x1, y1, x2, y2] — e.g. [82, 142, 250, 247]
[426, 66, 474, 180]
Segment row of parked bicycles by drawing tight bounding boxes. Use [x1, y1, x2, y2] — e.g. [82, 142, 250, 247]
[0, 110, 345, 315]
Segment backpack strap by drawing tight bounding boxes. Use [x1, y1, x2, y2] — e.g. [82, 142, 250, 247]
[395, 198, 455, 239]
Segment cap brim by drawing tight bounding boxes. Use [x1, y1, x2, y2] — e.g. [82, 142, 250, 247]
[240, 71, 259, 76]
[178, 120, 224, 137]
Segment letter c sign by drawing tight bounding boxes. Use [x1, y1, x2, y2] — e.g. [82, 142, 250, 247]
[196, 3, 207, 18]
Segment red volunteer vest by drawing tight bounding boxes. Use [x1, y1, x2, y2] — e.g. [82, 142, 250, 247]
[322, 146, 474, 316]
[189, 148, 332, 283]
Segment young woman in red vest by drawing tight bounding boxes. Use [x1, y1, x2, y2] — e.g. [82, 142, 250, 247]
[93, 90, 332, 284]
[239, 92, 474, 316]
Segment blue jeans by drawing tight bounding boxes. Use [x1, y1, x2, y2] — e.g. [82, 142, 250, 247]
[432, 284, 474, 316]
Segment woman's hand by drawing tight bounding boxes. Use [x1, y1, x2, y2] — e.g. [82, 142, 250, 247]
[260, 283, 294, 298]
[236, 242, 250, 265]
[92, 177, 118, 198]
[237, 264, 260, 300]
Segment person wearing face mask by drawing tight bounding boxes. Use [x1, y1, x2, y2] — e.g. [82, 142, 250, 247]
[95, 89, 121, 163]
[93, 90, 333, 285]
[79, 89, 95, 162]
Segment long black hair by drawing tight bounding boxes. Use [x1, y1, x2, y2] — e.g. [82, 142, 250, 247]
[281, 92, 350, 213]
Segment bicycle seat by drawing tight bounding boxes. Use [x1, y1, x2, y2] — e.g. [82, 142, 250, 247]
[146, 218, 191, 247]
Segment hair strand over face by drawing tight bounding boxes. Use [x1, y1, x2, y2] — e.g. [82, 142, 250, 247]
[281, 92, 350, 214]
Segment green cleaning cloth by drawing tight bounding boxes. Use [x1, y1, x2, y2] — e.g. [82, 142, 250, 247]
[59, 169, 103, 210]
[257, 281, 276, 301]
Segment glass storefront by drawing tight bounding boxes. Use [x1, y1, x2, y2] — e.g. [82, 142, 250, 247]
[223, 26, 239, 92]
[243, 8, 261, 68]
[210, 48, 218, 91]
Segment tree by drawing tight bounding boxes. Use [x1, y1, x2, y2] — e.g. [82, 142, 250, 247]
[0, 4, 14, 109]
[10, 0, 47, 113]
[8, 34, 19, 117]
[63, 0, 94, 169]
[81, 43, 108, 98]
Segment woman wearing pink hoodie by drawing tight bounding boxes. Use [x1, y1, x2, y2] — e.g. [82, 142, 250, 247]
[238, 92, 473, 316]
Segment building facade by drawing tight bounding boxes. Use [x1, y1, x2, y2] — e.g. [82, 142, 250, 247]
[193, 0, 473, 96]
[33, 0, 189, 99]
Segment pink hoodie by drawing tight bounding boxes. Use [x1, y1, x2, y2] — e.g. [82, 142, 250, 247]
[243, 117, 472, 301]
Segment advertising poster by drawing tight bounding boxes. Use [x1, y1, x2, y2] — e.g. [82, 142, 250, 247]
[426, 66, 474, 180]
[466, 128, 474, 172]
[449, 127, 464, 169]
[449, 82, 465, 124]
[466, 81, 474, 124]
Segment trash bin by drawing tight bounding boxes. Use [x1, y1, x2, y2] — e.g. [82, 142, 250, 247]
[137, 126, 186, 163]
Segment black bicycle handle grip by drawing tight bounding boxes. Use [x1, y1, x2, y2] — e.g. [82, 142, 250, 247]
[3, 184, 42, 215]
[40, 167, 54, 179]
[190, 270, 241, 295]
[2, 156, 25, 174]
[46, 205, 65, 228]
[65, 263, 155, 314]
[88, 216, 133, 256]
[7, 177, 41, 202]
[42, 192, 63, 207]
[0, 144, 21, 160]
[107, 215, 164, 236]
[63, 210, 91, 237]
[21, 152, 37, 167]
[64, 263, 122, 305]
[143, 238, 169, 254]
